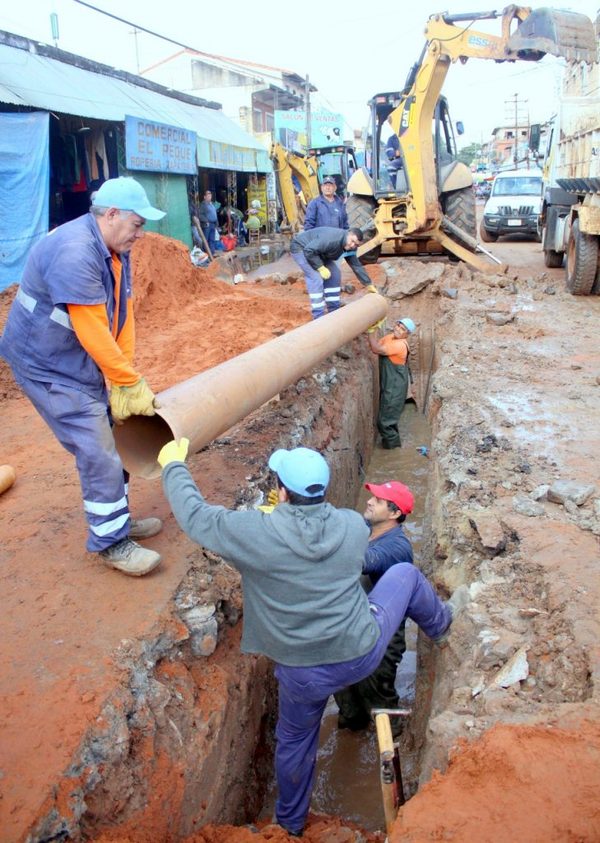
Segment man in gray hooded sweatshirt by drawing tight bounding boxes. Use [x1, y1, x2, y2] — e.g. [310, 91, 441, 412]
[159, 440, 462, 837]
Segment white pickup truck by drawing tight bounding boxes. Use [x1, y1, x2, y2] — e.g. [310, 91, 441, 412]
[479, 169, 543, 243]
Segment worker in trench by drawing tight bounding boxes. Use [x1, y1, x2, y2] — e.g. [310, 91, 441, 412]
[0, 177, 165, 577]
[334, 480, 415, 735]
[368, 316, 416, 449]
[289, 226, 377, 319]
[158, 441, 469, 837]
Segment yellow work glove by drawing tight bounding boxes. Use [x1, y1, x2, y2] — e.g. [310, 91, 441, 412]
[317, 266, 331, 280]
[366, 317, 386, 334]
[157, 437, 190, 469]
[365, 284, 378, 294]
[267, 488, 279, 507]
[256, 504, 275, 514]
[109, 378, 159, 422]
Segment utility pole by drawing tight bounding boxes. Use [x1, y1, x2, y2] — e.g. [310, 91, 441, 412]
[304, 74, 311, 151]
[130, 27, 141, 74]
[505, 92, 528, 168]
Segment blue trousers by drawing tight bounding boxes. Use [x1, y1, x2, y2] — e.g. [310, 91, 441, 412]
[201, 222, 218, 252]
[273, 564, 451, 833]
[13, 372, 130, 552]
[291, 253, 341, 319]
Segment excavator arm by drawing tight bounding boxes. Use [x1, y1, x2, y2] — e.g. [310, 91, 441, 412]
[270, 143, 320, 232]
[389, 6, 598, 237]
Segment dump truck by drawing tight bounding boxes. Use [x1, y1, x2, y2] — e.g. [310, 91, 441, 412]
[346, 6, 597, 273]
[538, 11, 600, 295]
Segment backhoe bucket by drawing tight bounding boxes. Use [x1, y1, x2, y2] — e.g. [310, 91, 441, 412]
[508, 9, 597, 64]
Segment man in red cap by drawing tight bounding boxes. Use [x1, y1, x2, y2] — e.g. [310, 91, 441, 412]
[335, 479, 415, 732]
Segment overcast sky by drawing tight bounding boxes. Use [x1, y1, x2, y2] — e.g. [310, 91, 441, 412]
[1, 0, 598, 146]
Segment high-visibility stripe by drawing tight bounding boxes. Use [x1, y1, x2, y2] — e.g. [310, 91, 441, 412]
[89, 512, 129, 537]
[49, 307, 74, 331]
[16, 287, 37, 312]
[326, 286, 341, 293]
[84, 495, 128, 516]
[309, 293, 324, 300]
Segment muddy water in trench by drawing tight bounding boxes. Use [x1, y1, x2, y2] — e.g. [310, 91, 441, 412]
[261, 404, 432, 831]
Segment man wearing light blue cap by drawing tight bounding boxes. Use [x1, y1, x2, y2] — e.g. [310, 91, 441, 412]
[159, 440, 466, 837]
[0, 177, 166, 576]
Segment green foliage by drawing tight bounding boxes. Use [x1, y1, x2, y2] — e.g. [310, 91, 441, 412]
[457, 143, 482, 166]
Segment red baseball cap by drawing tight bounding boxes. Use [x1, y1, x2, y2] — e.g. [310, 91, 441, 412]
[364, 481, 414, 514]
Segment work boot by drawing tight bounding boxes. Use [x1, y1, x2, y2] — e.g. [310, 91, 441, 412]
[433, 584, 471, 646]
[99, 538, 161, 576]
[129, 516, 163, 539]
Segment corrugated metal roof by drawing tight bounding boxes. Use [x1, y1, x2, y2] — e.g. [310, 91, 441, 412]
[0, 41, 271, 172]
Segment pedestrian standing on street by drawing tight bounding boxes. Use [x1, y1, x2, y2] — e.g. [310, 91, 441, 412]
[198, 189, 219, 253]
[304, 176, 349, 230]
[368, 317, 415, 449]
[0, 177, 165, 576]
[290, 226, 376, 319]
[158, 441, 467, 837]
[335, 480, 415, 732]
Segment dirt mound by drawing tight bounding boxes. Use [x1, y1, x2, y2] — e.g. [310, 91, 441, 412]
[131, 234, 311, 392]
[130, 233, 227, 318]
[0, 285, 20, 400]
[392, 721, 600, 842]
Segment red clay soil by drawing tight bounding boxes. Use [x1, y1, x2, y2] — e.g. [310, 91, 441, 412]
[391, 720, 600, 843]
[2, 232, 598, 842]
[0, 233, 381, 842]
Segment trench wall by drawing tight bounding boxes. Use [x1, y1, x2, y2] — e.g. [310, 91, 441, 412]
[27, 339, 377, 843]
[397, 271, 600, 795]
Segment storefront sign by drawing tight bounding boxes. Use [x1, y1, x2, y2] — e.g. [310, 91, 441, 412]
[274, 108, 344, 151]
[125, 115, 197, 174]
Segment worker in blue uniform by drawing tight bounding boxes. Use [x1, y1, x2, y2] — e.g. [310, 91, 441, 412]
[304, 176, 349, 230]
[0, 177, 166, 576]
[335, 480, 415, 732]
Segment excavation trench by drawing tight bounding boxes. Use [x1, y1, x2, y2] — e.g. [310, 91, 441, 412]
[4, 235, 600, 843]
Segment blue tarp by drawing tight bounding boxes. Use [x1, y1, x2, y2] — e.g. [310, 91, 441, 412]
[0, 112, 49, 291]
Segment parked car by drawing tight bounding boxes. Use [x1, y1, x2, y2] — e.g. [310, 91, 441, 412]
[480, 169, 543, 242]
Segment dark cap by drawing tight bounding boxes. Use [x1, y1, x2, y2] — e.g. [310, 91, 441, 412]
[322, 176, 336, 185]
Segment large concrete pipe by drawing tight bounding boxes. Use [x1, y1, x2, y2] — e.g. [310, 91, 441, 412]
[114, 293, 388, 479]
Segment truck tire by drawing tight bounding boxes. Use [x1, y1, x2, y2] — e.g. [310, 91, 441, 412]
[479, 220, 498, 243]
[346, 195, 381, 264]
[443, 187, 477, 247]
[566, 218, 598, 295]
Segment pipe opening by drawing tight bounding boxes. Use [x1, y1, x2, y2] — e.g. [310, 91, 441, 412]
[113, 413, 174, 479]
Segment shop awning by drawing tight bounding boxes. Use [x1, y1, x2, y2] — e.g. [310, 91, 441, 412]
[0, 39, 271, 173]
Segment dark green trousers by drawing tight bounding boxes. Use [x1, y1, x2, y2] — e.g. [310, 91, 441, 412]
[377, 357, 409, 449]
[334, 621, 407, 729]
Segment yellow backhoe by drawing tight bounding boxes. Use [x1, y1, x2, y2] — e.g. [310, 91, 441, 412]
[347, 6, 597, 272]
[270, 143, 320, 232]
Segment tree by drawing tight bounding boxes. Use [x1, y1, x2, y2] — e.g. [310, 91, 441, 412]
[457, 143, 482, 167]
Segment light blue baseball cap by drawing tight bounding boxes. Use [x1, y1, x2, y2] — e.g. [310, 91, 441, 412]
[92, 177, 166, 221]
[268, 447, 330, 498]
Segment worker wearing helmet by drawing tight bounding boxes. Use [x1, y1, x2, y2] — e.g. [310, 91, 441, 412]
[0, 177, 165, 576]
[367, 316, 416, 449]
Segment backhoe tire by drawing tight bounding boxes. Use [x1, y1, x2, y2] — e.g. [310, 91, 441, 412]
[346, 195, 381, 264]
[566, 218, 598, 296]
[443, 187, 477, 249]
[543, 248, 564, 268]
[479, 221, 498, 243]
